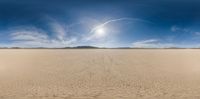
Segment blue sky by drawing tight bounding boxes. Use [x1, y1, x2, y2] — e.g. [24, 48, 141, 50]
[0, 0, 200, 48]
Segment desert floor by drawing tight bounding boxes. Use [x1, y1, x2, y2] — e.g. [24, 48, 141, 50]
[0, 49, 200, 99]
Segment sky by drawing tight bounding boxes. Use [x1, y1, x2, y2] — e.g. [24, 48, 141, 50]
[0, 0, 200, 48]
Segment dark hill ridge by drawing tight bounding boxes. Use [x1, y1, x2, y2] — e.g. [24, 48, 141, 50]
[0, 46, 198, 49]
[72, 46, 98, 49]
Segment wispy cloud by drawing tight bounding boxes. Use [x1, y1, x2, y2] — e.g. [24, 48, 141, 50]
[7, 23, 77, 48]
[90, 17, 152, 34]
[51, 22, 66, 41]
[132, 39, 175, 48]
[2, 17, 161, 48]
[171, 26, 190, 33]
[170, 25, 200, 36]
[11, 28, 49, 42]
[171, 25, 200, 39]
[85, 17, 152, 41]
[194, 32, 200, 36]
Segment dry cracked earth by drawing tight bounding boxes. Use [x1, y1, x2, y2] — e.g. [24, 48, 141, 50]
[0, 49, 200, 99]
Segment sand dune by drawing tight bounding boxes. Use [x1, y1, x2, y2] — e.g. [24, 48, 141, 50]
[0, 49, 200, 99]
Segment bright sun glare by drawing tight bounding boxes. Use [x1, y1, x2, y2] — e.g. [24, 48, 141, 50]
[95, 27, 106, 37]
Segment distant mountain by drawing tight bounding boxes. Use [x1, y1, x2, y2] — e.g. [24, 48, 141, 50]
[72, 46, 98, 49]
[0, 46, 200, 49]
[115, 47, 131, 49]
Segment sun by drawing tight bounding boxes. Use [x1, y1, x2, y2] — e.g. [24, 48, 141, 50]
[95, 27, 106, 37]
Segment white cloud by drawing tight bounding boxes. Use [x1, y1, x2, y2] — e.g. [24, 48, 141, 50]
[90, 18, 152, 34]
[50, 20, 66, 41]
[195, 32, 200, 36]
[47, 17, 79, 46]
[132, 39, 175, 48]
[7, 25, 77, 48]
[171, 26, 189, 33]
[11, 31, 49, 42]
[170, 25, 200, 41]
[171, 26, 179, 32]
[171, 25, 200, 35]
[86, 17, 152, 41]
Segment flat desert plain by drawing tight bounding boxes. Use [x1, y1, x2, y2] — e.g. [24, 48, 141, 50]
[0, 49, 200, 99]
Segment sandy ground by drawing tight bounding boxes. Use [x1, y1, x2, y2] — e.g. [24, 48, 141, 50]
[0, 49, 200, 99]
